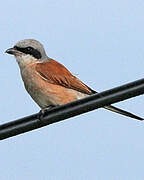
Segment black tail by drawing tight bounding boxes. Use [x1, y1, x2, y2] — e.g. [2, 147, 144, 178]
[104, 105, 143, 120]
[89, 89, 143, 120]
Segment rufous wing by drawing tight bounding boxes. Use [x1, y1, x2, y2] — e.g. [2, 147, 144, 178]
[35, 59, 96, 95]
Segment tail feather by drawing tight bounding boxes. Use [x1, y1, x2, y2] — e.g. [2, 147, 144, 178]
[88, 89, 143, 120]
[104, 105, 143, 120]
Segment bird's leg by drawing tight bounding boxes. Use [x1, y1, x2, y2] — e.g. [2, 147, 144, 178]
[38, 105, 56, 121]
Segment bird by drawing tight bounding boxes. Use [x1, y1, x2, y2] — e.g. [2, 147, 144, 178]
[5, 39, 143, 120]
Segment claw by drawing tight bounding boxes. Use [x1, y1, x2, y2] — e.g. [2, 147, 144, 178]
[38, 109, 46, 121]
[37, 105, 55, 121]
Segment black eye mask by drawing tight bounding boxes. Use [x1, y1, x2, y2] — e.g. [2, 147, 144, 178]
[14, 46, 42, 59]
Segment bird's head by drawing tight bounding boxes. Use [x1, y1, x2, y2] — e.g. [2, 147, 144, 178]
[5, 39, 48, 68]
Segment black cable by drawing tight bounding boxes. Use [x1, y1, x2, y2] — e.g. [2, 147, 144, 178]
[0, 78, 144, 140]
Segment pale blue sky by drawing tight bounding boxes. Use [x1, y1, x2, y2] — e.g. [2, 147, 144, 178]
[1, 0, 144, 179]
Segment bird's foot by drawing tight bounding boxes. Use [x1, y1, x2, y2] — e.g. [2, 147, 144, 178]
[38, 109, 47, 121]
[37, 105, 55, 121]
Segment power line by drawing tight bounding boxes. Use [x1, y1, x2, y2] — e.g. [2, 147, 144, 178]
[0, 78, 144, 140]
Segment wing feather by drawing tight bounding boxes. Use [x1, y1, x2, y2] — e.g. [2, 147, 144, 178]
[36, 59, 95, 95]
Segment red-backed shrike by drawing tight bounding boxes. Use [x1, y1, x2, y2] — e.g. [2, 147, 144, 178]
[5, 39, 143, 120]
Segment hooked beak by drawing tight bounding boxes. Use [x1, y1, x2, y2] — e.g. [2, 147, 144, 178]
[5, 47, 16, 55]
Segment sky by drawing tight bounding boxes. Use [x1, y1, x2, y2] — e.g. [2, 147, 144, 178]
[0, 0, 144, 179]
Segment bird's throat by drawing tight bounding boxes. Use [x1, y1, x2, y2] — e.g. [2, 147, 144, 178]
[15, 55, 38, 70]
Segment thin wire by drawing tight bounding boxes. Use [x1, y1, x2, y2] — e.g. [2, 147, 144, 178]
[0, 78, 144, 140]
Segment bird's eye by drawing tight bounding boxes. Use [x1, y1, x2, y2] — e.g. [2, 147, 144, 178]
[26, 47, 33, 51]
